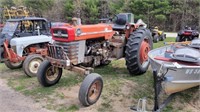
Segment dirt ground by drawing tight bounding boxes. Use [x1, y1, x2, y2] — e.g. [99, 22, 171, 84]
[0, 64, 137, 112]
[0, 78, 54, 112]
[0, 62, 199, 112]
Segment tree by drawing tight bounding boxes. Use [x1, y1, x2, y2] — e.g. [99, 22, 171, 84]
[128, 0, 171, 29]
[82, 0, 99, 24]
[169, 0, 200, 31]
[0, 0, 15, 7]
[64, 0, 74, 22]
[24, 0, 54, 17]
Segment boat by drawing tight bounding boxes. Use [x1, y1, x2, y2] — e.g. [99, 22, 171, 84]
[148, 39, 200, 111]
[132, 40, 200, 112]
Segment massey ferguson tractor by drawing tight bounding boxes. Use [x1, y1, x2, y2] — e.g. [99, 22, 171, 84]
[0, 17, 52, 77]
[37, 13, 153, 106]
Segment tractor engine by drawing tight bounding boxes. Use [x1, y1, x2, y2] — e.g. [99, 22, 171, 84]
[83, 39, 111, 67]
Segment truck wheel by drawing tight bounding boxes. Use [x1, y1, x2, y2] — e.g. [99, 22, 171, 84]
[176, 36, 181, 42]
[37, 60, 62, 87]
[153, 35, 159, 43]
[125, 28, 153, 76]
[4, 60, 23, 69]
[79, 73, 103, 106]
[23, 54, 44, 77]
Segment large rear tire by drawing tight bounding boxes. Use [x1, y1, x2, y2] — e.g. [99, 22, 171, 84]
[125, 28, 153, 76]
[79, 73, 103, 106]
[4, 60, 23, 69]
[37, 60, 62, 87]
[23, 54, 44, 77]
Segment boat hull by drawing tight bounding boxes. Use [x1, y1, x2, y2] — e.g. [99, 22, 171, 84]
[148, 45, 200, 94]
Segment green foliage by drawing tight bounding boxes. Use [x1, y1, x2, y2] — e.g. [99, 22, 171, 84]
[0, 0, 15, 7]
[82, 0, 99, 23]
[1, 0, 200, 31]
[24, 0, 54, 16]
[155, 14, 167, 22]
[63, 0, 74, 22]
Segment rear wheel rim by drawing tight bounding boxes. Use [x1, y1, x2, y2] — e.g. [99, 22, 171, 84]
[88, 80, 101, 102]
[29, 58, 42, 74]
[139, 39, 150, 66]
[45, 66, 59, 81]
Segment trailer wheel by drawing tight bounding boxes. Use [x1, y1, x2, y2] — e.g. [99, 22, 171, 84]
[23, 54, 44, 77]
[37, 60, 62, 87]
[125, 28, 153, 76]
[4, 60, 23, 69]
[79, 73, 103, 106]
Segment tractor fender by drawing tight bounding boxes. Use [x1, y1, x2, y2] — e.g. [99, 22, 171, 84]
[10, 35, 53, 57]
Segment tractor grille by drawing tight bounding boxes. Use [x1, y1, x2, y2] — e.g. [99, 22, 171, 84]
[49, 41, 80, 64]
[52, 29, 68, 39]
[48, 45, 67, 60]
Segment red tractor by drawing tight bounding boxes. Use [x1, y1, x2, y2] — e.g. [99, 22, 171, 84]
[37, 13, 153, 106]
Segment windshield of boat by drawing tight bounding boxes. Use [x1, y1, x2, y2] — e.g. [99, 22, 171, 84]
[2, 21, 19, 35]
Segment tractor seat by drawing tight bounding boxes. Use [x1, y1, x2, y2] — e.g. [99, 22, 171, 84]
[112, 15, 127, 31]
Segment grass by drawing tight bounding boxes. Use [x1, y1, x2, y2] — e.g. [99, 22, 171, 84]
[153, 37, 175, 48]
[0, 37, 199, 112]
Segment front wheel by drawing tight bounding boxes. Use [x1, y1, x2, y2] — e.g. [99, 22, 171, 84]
[37, 60, 62, 87]
[23, 54, 44, 77]
[4, 60, 23, 69]
[79, 73, 103, 106]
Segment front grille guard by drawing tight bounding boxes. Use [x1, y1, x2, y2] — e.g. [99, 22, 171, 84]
[47, 44, 70, 68]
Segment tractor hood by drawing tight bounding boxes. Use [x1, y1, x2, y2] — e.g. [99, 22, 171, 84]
[10, 35, 53, 57]
[10, 35, 53, 46]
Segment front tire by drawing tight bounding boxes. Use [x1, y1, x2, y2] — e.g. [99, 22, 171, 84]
[79, 73, 103, 106]
[37, 60, 62, 87]
[125, 28, 153, 76]
[4, 60, 23, 69]
[23, 54, 44, 77]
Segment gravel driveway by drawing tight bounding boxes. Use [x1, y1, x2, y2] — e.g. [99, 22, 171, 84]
[0, 78, 54, 112]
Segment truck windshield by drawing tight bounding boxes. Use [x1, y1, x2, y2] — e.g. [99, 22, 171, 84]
[2, 21, 18, 35]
